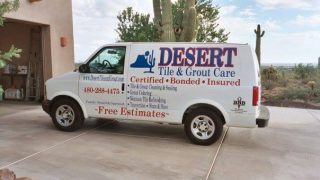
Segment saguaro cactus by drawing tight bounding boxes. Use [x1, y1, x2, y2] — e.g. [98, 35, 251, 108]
[180, 0, 197, 41]
[254, 24, 265, 66]
[161, 0, 176, 41]
[153, 0, 162, 33]
[153, 0, 198, 42]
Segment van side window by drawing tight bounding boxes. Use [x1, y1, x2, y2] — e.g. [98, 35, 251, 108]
[88, 47, 126, 74]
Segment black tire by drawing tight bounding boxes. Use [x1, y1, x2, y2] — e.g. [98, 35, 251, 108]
[184, 108, 223, 145]
[50, 98, 84, 132]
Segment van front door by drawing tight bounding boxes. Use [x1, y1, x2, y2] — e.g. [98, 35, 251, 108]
[79, 46, 128, 119]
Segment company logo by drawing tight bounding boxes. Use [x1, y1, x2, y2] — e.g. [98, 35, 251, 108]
[233, 97, 246, 109]
[130, 50, 156, 73]
[232, 97, 247, 113]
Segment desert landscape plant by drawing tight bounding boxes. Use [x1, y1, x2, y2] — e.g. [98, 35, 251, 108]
[0, 0, 21, 69]
[261, 65, 320, 108]
[116, 0, 229, 42]
[261, 66, 279, 90]
[274, 87, 309, 101]
[254, 24, 265, 66]
[294, 63, 316, 79]
[262, 66, 279, 81]
[116, 7, 159, 42]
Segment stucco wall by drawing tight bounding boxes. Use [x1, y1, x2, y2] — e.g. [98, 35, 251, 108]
[4, 0, 75, 79]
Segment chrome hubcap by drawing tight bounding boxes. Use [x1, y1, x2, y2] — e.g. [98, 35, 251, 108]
[191, 115, 215, 140]
[55, 105, 75, 127]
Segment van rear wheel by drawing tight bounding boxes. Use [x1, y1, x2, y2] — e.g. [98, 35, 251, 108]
[51, 98, 84, 132]
[184, 109, 223, 145]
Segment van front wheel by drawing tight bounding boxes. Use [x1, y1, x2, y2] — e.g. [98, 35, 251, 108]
[51, 99, 84, 132]
[184, 109, 223, 145]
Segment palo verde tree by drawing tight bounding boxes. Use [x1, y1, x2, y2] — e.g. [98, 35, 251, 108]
[194, 0, 229, 42]
[0, 0, 21, 69]
[116, 0, 229, 42]
[116, 7, 159, 42]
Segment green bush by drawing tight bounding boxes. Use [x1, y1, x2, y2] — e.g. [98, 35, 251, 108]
[294, 63, 316, 79]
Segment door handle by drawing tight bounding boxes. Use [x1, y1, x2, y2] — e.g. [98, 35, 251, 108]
[121, 83, 125, 91]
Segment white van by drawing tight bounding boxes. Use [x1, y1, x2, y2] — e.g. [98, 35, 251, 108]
[42, 42, 269, 145]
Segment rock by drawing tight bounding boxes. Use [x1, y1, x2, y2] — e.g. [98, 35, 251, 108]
[0, 169, 32, 180]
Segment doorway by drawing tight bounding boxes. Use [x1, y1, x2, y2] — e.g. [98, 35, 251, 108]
[0, 20, 47, 102]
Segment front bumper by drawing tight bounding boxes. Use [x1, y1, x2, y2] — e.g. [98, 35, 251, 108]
[42, 100, 51, 115]
[256, 106, 270, 128]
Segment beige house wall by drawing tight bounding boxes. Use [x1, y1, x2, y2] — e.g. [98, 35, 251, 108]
[4, 0, 75, 80]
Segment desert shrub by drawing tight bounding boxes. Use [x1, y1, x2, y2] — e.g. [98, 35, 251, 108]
[274, 87, 309, 101]
[312, 89, 320, 102]
[281, 70, 286, 79]
[278, 79, 288, 87]
[294, 63, 316, 79]
[276, 69, 290, 87]
[307, 81, 316, 90]
[262, 66, 279, 81]
[262, 80, 275, 90]
[313, 97, 320, 103]
[313, 77, 320, 93]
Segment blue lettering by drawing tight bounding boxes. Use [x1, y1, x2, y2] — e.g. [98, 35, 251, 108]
[196, 48, 209, 67]
[185, 48, 196, 66]
[210, 48, 223, 67]
[213, 68, 236, 77]
[223, 48, 237, 67]
[172, 48, 185, 66]
[158, 47, 237, 68]
[159, 48, 172, 66]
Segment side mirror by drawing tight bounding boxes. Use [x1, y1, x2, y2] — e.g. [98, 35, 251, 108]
[79, 64, 90, 73]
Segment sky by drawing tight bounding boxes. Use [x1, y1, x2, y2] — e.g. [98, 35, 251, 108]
[72, 0, 320, 64]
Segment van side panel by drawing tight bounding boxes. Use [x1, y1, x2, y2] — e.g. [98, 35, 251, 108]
[126, 43, 257, 127]
[46, 72, 89, 118]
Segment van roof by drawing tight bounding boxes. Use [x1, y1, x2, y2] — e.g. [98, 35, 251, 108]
[104, 42, 249, 46]
[85, 42, 251, 64]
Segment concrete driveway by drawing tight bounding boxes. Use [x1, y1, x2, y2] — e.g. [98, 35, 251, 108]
[0, 102, 319, 180]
